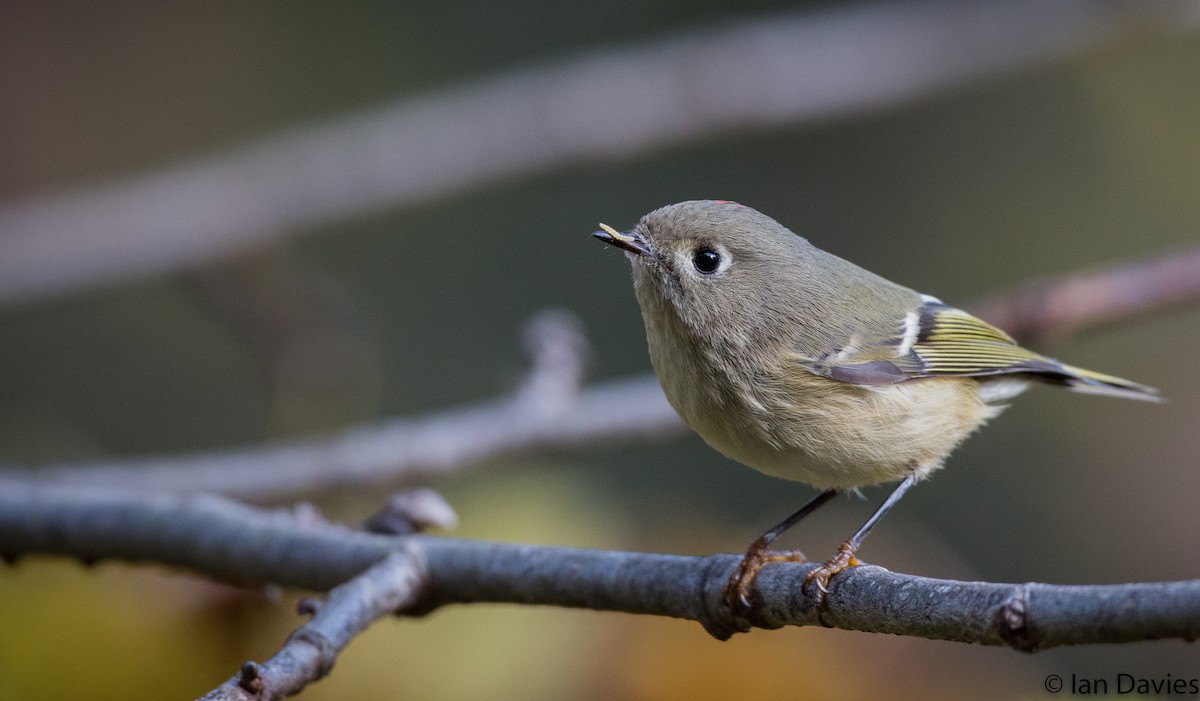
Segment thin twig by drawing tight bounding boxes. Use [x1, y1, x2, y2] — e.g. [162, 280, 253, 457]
[0, 483, 1196, 655]
[199, 552, 424, 701]
[2, 0, 1198, 304]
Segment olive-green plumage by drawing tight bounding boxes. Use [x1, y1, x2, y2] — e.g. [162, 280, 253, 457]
[595, 200, 1158, 491]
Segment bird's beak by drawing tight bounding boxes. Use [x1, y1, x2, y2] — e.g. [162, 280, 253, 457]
[593, 223, 650, 257]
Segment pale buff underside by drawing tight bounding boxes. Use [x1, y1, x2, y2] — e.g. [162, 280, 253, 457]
[682, 369, 1002, 489]
[643, 303, 1010, 489]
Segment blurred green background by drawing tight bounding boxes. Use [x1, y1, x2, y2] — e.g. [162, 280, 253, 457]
[2, 2, 1199, 699]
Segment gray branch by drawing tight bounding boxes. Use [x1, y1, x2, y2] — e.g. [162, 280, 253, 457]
[2, 0, 1198, 305]
[970, 245, 1200, 341]
[9, 244, 1199, 500]
[4, 311, 685, 500]
[1, 483, 1196, 657]
[199, 552, 424, 701]
[10, 372, 677, 498]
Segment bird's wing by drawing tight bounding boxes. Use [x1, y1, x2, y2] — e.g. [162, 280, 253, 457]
[807, 300, 1160, 401]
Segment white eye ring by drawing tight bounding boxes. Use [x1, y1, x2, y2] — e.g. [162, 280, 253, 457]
[687, 243, 731, 277]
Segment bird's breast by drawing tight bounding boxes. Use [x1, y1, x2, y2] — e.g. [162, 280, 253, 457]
[645, 321, 995, 488]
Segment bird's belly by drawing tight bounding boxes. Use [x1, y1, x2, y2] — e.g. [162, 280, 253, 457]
[643, 307, 997, 490]
[673, 374, 994, 490]
[705, 433, 908, 488]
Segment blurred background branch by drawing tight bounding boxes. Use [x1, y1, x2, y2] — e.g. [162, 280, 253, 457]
[6, 245, 1197, 499]
[3, 311, 682, 499]
[2, 0, 1199, 305]
[970, 245, 1200, 341]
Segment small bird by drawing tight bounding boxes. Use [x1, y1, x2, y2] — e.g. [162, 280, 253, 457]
[593, 200, 1159, 620]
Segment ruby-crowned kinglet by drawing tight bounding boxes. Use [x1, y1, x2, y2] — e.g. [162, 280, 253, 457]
[593, 200, 1159, 618]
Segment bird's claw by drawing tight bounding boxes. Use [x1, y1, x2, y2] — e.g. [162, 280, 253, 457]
[803, 539, 862, 614]
[723, 538, 863, 631]
[723, 548, 807, 618]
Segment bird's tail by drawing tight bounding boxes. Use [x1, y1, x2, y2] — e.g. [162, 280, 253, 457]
[1058, 363, 1162, 403]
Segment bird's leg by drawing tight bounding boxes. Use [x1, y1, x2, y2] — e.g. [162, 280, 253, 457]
[804, 473, 919, 613]
[723, 488, 838, 612]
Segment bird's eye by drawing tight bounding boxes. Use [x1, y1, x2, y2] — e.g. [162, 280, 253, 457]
[692, 247, 721, 274]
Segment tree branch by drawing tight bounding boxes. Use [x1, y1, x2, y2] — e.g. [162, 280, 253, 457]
[8, 244, 1198, 499]
[1, 482, 1197, 658]
[199, 552, 424, 701]
[4, 311, 685, 500]
[2, 0, 1198, 305]
[970, 246, 1200, 342]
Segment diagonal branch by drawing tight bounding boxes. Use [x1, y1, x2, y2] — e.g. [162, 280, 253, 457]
[2, 0, 1199, 305]
[199, 551, 424, 701]
[2, 483, 1197, 654]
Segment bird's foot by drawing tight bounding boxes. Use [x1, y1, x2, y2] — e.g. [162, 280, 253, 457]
[803, 539, 861, 622]
[723, 548, 807, 614]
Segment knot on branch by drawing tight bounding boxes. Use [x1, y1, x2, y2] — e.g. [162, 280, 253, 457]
[694, 554, 752, 641]
[296, 597, 322, 616]
[996, 583, 1037, 652]
[363, 489, 458, 535]
[237, 661, 264, 694]
[286, 629, 339, 678]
